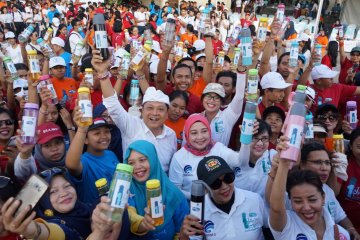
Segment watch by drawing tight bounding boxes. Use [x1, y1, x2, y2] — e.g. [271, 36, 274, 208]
[67, 126, 76, 131]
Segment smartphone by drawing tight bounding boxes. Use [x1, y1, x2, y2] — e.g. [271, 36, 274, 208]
[14, 174, 48, 217]
[55, 103, 63, 111]
[5, 136, 16, 148]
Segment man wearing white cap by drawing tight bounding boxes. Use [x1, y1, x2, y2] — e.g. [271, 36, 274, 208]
[258, 72, 293, 117]
[51, 37, 72, 78]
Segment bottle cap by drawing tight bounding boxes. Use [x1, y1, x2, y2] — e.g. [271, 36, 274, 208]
[260, 17, 268, 22]
[131, 79, 139, 84]
[296, 84, 307, 91]
[333, 134, 344, 140]
[39, 75, 51, 81]
[248, 69, 258, 76]
[78, 87, 90, 93]
[191, 180, 205, 197]
[167, 18, 175, 24]
[234, 47, 241, 52]
[95, 178, 107, 188]
[116, 163, 134, 173]
[218, 51, 225, 55]
[36, 38, 44, 44]
[347, 101, 357, 107]
[291, 41, 299, 46]
[143, 44, 152, 52]
[76, 42, 85, 46]
[47, 28, 53, 32]
[178, 41, 184, 45]
[85, 68, 93, 73]
[27, 50, 37, 55]
[24, 103, 39, 109]
[315, 44, 322, 48]
[2, 56, 11, 62]
[146, 179, 160, 189]
[93, 13, 106, 25]
[305, 112, 313, 120]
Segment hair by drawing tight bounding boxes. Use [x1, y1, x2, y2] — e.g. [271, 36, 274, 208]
[113, 20, 122, 33]
[255, 119, 272, 137]
[0, 107, 18, 129]
[249, 25, 256, 37]
[278, 52, 290, 65]
[348, 127, 360, 156]
[186, 23, 194, 33]
[15, 63, 29, 71]
[301, 142, 328, 164]
[149, 13, 157, 22]
[169, 90, 189, 106]
[71, 18, 81, 28]
[114, 10, 121, 20]
[301, 39, 312, 54]
[178, 57, 197, 69]
[171, 64, 193, 78]
[216, 71, 237, 88]
[1, 6, 7, 13]
[286, 169, 324, 198]
[56, 24, 67, 37]
[0, 176, 21, 203]
[327, 41, 338, 67]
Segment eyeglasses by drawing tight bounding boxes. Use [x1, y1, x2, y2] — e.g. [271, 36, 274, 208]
[252, 137, 270, 144]
[204, 94, 221, 102]
[307, 160, 331, 167]
[0, 176, 12, 189]
[317, 114, 338, 122]
[0, 119, 15, 126]
[210, 172, 235, 190]
[100, 114, 111, 121]
[40, 167, 66, 179]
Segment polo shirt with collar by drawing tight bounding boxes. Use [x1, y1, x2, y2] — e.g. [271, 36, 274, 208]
[198, 188, 266, 240]
[103, 94, 177, 173]
[269, 207, 350, 240]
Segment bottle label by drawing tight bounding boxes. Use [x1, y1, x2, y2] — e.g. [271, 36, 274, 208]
[305, 123, 314, 138]
[176, 47, 183, 56]
[6, 62, 17, 74]
[257, 27, 267, 41]
[247, 79, 258, 94]
[22, 116, 36, 137]
[150, 195, 164, 218]
[29, 59, 40, 73]
[288, 124, 302, 148]
[190, 201, 202, 220]
[46, 84, 57, 99]
[95, 31, 108, 49]
[85, 73, 94, 86]
[215, 120, 225, 133]
[74, 44, 83, 56]
[79, 99, 92, 118]
[241, 117, 254, 135]
[132, 51, 144, 65]
[223, 42, 230, 51]
[110, 179, 130, 209]
[241, 42, 252, 58]
[349, 110, 357, 124]
[123, 58, 130, 70]
[218, 56, 224, 66]
[129, 85, 139, 101]
[233, 52, 241, 65]
[132, 40, 139, 50]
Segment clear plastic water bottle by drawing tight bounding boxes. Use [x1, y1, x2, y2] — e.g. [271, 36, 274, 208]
[164, 18, 176, 46]
[231, 25, 241, 44]
[314, 44, 322, 66]
[289, 41, 299, 67]
[304, 112, 314, 144]
[84, 68, 94, 86]
[276, 3, 285, 23]
[240, 27, 252, 66]
[280, 85, 307, 162]
[107, 163, 133, 222]
[346, 101, 357, 129]
[21, 103, 39, 144]
[18, 25, 34, 43]
[247, 69, 259, 101]
[199, 8, 210, 34]
[233, 47, 241, 67]
[257, 17, 268, 42]
[43, 27, 53, 41]
[37, 75, 58, 105]
[3, 57, 19, 81]
[73, 42, 85, 61]
[240, 101, 257, 144]
[146, 179, 164, 226]
[37, 38, 56, 58]
[120, 52, 130, 79]
[129, 79, 140, 106]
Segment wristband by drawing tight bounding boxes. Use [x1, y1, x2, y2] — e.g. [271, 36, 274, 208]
[39, 108, 48, 115]
[98, 71, 110, 81]
[67, 126, 76, 131]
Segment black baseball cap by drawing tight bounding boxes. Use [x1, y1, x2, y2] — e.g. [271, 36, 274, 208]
[197, 156, 233, 187]
[88, 118, 112, 131]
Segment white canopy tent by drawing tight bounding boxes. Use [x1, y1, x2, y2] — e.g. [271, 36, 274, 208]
[340, 0, 360, 25]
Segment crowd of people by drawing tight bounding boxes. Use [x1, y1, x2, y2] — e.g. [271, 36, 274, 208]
[0, 0, 360, 239]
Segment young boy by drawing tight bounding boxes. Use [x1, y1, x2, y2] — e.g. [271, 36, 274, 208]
[65, 117, 119, 204]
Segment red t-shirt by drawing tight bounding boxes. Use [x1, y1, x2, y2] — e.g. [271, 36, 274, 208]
[321, 54, 333, 69]
[311, 83, 357, 109]
[122, 12, 134, 30]
[0, 233, 21, 240]
[240, 18, 253, 28]
[337, 157, 360, 233]
[339, 57, 360, 84]
[258, 101, 286, 118]
[212, 39, 223, 55]
[111, 32, 125, 48]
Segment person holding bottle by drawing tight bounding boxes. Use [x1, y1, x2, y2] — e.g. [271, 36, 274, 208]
[123, 140, 188, 239]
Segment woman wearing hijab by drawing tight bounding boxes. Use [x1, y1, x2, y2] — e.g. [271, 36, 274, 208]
[283, 21, 297, 40]
[169, 114, 246, 199]
[124, 140, 188, 240]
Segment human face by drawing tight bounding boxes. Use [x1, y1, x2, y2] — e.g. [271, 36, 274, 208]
[250, 131, 269, 159]
[30, 32, 38, 42]
[350, 136, 360, 161]
[45, 105, 59, 123]
[60, 27, 67, 36]
[172, 67, 193, 91]
[301, 150, 331, 183]
[49, 175, 77, 213]
[290, 183, 325, 228]
[0, 113, 15, 143]
[265, 112, 283, 134]
[265, 89, 285, 104]
[99, 109, 114, 125]
[350, 52, 360, 65]
[196, 58, 205, 68]
[86, 126, 111, 151]
[317, 78, 333, 88]
[51, 44, 62, 54]
[127, 150, 150, 183]
[141, 102, 168, 133]
[218, 76, 234, 99]
[188, 122, 210, 150]
[168, 97, 186, 121]
[278, 55, 290, 78]
[39, 134, 65, 159]
[202, 93, 221, 113]
[317, 112, 338, 132]
[132, 27, 139, 36]
[50, 66, 66, 79]
[7, 38, 16, 46]
[181, 60, 196, 77]
[211, 174, 235, 205]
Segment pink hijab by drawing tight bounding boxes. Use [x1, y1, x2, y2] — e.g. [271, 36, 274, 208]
[184, 114, 215, 156]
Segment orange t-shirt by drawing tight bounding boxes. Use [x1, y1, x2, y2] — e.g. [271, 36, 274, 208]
[51, 77, 79, 108]
[286, 33, 297, 40]
[180, 33, 197, 46]
[165, 117, 186, 149]
[188, 76, 207, 98]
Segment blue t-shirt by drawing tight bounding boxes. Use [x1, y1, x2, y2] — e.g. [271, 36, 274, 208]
[60, 51, 72, 78]
[70, 150, 118, 204]
[128, 196, 189, 240]
[47, 9, 60, 23]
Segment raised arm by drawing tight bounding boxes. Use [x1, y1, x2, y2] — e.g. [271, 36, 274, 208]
[203, 35, 213, 83]
[339, 38, 346, 65]
[156, 40, 173, 91]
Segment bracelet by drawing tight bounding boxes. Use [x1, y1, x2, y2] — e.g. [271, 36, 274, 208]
[268, 172, 275, 181]
[67, 126, 76, 131]
[39, 108, 48, 115]
[137, 74, 146, 81]
[97, 71, 110, 81]
[27, 222, 41, 240]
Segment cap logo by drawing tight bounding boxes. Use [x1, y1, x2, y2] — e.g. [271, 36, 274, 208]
[93, 119, 106, 125]
[205, 159, 221, 172]
[42, 127, 59, 134]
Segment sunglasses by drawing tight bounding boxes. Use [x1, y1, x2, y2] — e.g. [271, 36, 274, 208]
[317, 114, 338, 122]
[210, 172, 235, 190]
[0, 176, 12, 189]
[0, 119, 15, 126]
[40, 167, 66, 179]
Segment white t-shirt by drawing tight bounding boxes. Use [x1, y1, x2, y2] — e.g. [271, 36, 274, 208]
[134, 11, 146, 27]
[178, 15, 189, 34]
[169, 142, 246, 199]
[194, 188, 267, 240]
[269, 208, 350, 240]
[12, 11, 24, 22]
[0, 13, 13, 24]
[25, 12, 33, 23]
[5, 45, 23, 64]
[26, 43, 42, 53]
[34, 14, 42, 23]
[69, 31, 85, 55]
